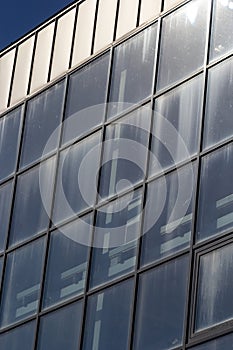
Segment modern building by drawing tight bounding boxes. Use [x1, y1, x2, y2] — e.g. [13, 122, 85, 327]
[0, 0, 233, 349]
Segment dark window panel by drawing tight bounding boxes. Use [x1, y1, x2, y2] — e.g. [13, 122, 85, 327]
[82, 279, 134, 350]
[141, 163, 195, 266]
[210, 0, 233, 61]
[0, 321, 36, 350]
[0, 238, 46, 328]
[43, 214, 92, 309]
[37, 302, 82, 350]
[191, 332, 233, 349]
[150, 75, 203, 176]
[9, 157, 56, 246]
[0, 107, 22, 181]
[134, 255, 189, 350]
[203, 57, 233, 149]
[108, 23, 158, 119]
[157, 0, 210, 91]
[90, 189, 142, 288]
[99, 105, 151, 200]
[53, 131, 102, 225]
[62, 52, 110, 145]
[20, 80, 65, 168]
[195, 242, 233, 331]
[196, 143, 233, 242]
[0, 180, 13, 252]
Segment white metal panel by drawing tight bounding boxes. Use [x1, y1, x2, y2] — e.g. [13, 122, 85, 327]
[116, 0, 139, 39]
[139, 0, 161, 24]
[30, 23, 55, 93]
[164, 0, 185, 11]
[50, 8, 76, 80]
[0, 49, 15, 113]
[72, 0, 97, 66]
[11, 36, 35, 105]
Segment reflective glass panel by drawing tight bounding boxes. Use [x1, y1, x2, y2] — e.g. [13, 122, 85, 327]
[99, 106, 151, 200]
[0, 238, 45, 328]
[196, 143, 233, 242]
[108, 23, 157, 119]
[20, 80, 65, 168]
[141, 164, 195, 266]
[0, 181, 13, 252]
[210, 0, 233, 61]
[10, 157, 56, 246]
[63, 53, 110, 145]
[90, 190, 142, 288]
[157, 0, 210, 91]
[0, 107, 21, 181]
[150, 75, 203, 176]
[43, 214, 92, 309]
[37, 302, 82, 350]
[191, 332, 233, 349]
[203, 57, 233, 149]
[134, 255, 189, 350]
[82, 279, 134, 350]
[0, 321, 36, 350]
[195, 242, 233, 331]
[53, 131, 101, 225]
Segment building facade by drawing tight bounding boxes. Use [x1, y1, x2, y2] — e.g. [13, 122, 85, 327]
[0, 0, 233, 349]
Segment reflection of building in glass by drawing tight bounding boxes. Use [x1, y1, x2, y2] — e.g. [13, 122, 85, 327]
[1, 0, 233, 349]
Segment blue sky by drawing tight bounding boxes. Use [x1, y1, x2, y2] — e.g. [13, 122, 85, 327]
[0, 0, 74, 50]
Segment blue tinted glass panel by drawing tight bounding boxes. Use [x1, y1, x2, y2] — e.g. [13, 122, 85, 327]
[134, 255, 189, 350]
[195, 243, 233, 331]
[0, 107, 21, 181]
[37, 302, 82, 350]
[0, 321, 36, 350]
[82, 279, 134, 350]
[0, 181, 13, 252]
[157, 0, 210, 91]
[20, 80, 65, 168]
[53, 131, 101, 225]
[63, 53, 110, 144]
[203, 57, 233, 149]
[150, 75, 203, 176]
[43, 214, 92, 309]
[197, 143, 233, 242]
[90, 190, 142, 288]
[210, 0, 233, 61]
[9, 157, 56, 246]
[0, 238, 45, 328]
[141, 164, 195, 266]
[99, 106, 151, 200]
[108, 23, 157, 119]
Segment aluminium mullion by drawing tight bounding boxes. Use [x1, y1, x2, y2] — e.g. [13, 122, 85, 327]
[113, 0, 121, 41]
[91, 0, 100, 55]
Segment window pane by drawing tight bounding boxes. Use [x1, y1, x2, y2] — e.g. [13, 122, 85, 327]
[196, 143, 233, 242]
[37, 302, 82, 350]
[0, 107, 22, 181]
[20, 81, 65, 168]
[0, 181, 13, 252]
[195, 243, 233, 331]
[115, 0, 139, 39]
[53, 132, 101, 225]
[150, 75, 203, 176]
[43, 214, 92, 309]
[0, 321, 36, 350]
[50, 8, 76, 80]
[210, 0, 233, 61]
[0, 49, 15, 113]
[0, 238, 45, 328]
[90, 190, 142, 288]
[203, 57, 233, 149]
[141, 164, 195, 266]
[82, 279, 134, 350]
[191, 332, 233, 350]
[9, 157, 56, 246]
[134, 255, 189, 350]
[63, 53, 110, 145]
[157, 0, 210, 91]
[99, 106, 151, 200]
[108, 23, 157, 119]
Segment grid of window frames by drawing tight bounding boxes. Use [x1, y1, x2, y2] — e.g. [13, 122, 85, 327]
[1, 0, 233, 349]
